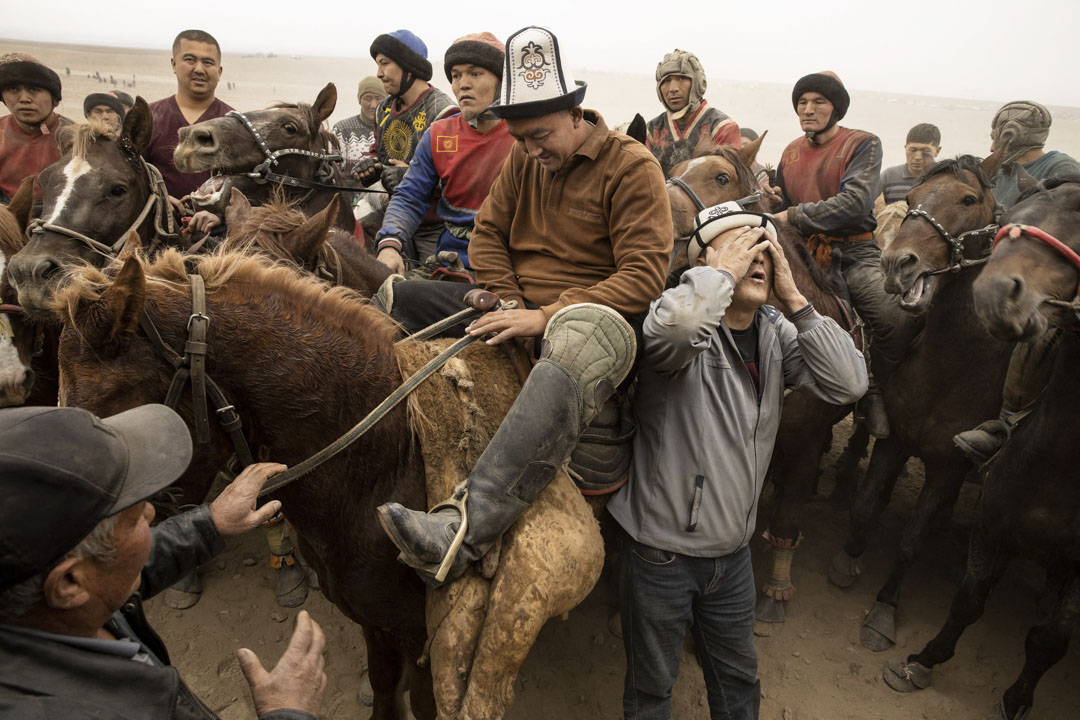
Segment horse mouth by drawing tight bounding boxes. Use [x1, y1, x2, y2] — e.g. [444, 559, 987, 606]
[900, 273, 934, 310]
[189, 173, 232, 213]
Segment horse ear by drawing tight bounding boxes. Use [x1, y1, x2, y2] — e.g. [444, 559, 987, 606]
[312, 83, 337, 124]
[225, 187, 252, 230]
[979, 148, 1008, 183]
[7, 176, 35, 236]
[288, 196, 338, 263]
[116, 231, 143, 260]
[122, 98, 153, 155]
[626, 114, 647, 145]
[81, 256, 146, 353]
[738, 130, 767, 168]
[1015, 163, 1039, 195]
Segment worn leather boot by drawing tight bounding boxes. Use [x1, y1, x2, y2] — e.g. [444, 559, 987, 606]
[856, 386, 890, 439]
[953, 416, 1012, 463]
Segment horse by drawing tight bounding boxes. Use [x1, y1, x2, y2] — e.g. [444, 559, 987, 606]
[54, 249, 603, 720]
[0, 199, 38, 406]
[826, 153, 1015, 652]
[173, 83, 358, 235]
[882, 175, 1080, 720]
[6, 102, 178, 318]
[220, 188, 389, 297]
[667, 134, 856, 630]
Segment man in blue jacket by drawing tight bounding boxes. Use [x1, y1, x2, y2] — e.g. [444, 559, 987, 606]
[607, 207, 867, 720]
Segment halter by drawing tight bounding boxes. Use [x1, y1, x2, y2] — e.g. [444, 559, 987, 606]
[667, 171, 764, 247]
[993, 223, 1080, 301]
[901, 203, 998, 275]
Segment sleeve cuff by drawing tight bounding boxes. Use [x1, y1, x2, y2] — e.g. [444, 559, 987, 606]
[376, 236, 403, 253]
[786, 301, 814, 321]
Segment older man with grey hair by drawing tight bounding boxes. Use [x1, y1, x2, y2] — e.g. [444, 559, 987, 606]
[990, 100, 1080, 208]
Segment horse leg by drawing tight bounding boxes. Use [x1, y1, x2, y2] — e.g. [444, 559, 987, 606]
[829, 436, 908, 589]
[883, 519, 1009, 694]
[831, 417, 870, 508]
[996, 572, 1080, 719]
[363, 626, 410, 720]
[862, 460, 965, 652]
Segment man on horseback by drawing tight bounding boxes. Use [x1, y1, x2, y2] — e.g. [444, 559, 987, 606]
[374, 26, 672, 586]
[989, 101, 1080, 209]
[0, 405, 325, 719]
[766, 71, 913, 438]
[0, 53, 72, 204]
[645, 50, 741, 177]
[373, 32, 514, 278]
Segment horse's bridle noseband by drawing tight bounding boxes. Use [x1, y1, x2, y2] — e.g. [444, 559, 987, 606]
[902, 203, 998, 276]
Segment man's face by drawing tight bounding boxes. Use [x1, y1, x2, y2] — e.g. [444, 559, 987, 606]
[732, 247, 773, 309]
[87, 104, 121, 132]
[905, 141, 939, 177]
[85, 502, 155, 613]
[1, 84, 56, 129]
[450, 64, 499, 121]
[375, 54, 404, 96]
[171, 39, 223, 99]
[796, 92, 834, 134]
[359, 91, 381, 122]
[505, 109, 584, 173]
[660, 75, 692, 112]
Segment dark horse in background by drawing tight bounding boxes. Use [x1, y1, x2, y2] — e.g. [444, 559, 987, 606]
[828, 153, 1016, 652]
[173, 82, 359, 236]
[666, 133, 858, 630]
[884, 175, 1080, 720]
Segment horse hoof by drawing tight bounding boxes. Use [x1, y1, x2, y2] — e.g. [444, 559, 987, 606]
[357, 668, 374, 707]
[275, 563, 309, 608]
[163, 571, 202, 609]
[860, 601, 896, 652]
[828, 551, 861, 588]
[883, 656, 932, 692]
[755, 595, 786, 625]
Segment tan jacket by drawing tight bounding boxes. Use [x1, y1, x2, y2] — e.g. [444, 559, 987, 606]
[470, 110, 672, 317]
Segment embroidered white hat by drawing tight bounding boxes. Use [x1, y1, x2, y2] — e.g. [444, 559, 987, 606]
[687, 201, 778, 266]
[489, 26, 587, 119]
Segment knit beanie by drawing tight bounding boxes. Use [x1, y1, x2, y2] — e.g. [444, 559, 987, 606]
[370, 30, 432, 83]
[356, 75, 387, 104]
[655, 49, 707, 118]
[791, 71, 849, 135]
[992, 100, 1051, 155]
[443, 32, 505, 82]
[83, 92, 125, 120]
[0, 52, 62, 103]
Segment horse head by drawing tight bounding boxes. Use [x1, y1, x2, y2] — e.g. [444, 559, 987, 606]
[0, 201, 37, 406]
[175, 83, 338, 213]
[7, 100, 156, 319]
[881, 152, 1004, 314]
[973, 175, 1080, 340]
[221, 187, 340, 273]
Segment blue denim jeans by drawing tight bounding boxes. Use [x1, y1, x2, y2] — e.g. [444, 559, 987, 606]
[618, 529, 760, 720]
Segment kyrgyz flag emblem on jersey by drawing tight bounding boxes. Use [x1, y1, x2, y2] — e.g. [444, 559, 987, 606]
[436, 135, 459, 153]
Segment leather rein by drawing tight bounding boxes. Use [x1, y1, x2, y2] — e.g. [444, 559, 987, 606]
[902, 203, 998, 275]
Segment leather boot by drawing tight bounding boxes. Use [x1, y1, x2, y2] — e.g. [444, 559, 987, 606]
[855, 376, 890, 439]
[377, 358, 583, 586]
[953, 414, 1013, 463]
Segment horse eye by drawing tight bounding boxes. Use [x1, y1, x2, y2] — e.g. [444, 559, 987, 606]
[283, 123, 298, 135]
[961, 195, 977, 206]
[716, 174, 729, 186]
[110, 185, 127, 197]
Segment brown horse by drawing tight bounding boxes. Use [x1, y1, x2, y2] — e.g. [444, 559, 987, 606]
[7, 103, 177, 317]
[0, 199, 37, 406]
[884, 175, 1080, 720]
[173, 83, 357, 234]
[220, 189, 389, 297]
[667, 135, 854, 630]
[827, 154, 1015, 652]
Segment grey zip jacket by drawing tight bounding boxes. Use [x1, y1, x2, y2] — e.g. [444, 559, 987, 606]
[607, 266, 867, 557]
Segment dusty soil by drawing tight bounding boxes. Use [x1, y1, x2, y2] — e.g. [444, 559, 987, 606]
[147, 418, 1080, 719]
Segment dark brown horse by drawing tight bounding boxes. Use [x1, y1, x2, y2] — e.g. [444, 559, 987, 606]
[7, 103, 178, 318]
[173, 83, 357, 234]
[827, 154, 1015, 653]
[668, 136, 855, 630]
[884, 175, 1080, 720]
[55, 250, 434, 719]
[220, 189, 389, 297]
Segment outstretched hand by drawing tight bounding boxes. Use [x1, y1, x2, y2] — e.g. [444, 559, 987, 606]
[237, 610, 326, 717]
[765, 235, 809, 315]
[209, 463, 286, 537]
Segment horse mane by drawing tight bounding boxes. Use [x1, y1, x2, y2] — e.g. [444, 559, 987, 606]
[919, 155, 992, 190]
[69, 118, 119, 160]
[230, 194, 309, 258]
[1017, 172, 1080, 203]
[0, 205, 23, 258]
[783, 230, 839, 294]
[54, 248, 397, 344]
[269, 101, 340, 153]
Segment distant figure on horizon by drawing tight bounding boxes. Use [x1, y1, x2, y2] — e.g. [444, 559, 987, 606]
[879, 123, 940, 204]
[645, 49, 741, 177]
[989, 100, 1080, 208]
[143, 29, 234, 199]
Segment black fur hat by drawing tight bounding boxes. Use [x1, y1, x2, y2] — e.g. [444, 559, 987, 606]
[443, 33, 505, 82]
[791, 71, 849, 121]
[370, 30, 433, 84]
[0, 53, 62, 103]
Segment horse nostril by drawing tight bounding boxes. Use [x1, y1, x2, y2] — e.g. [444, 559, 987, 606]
[898, 251, 918, 268]
[33, 258, 61, 282]
[192, 127, 217, 149]
[1007, 274, 1025, 302]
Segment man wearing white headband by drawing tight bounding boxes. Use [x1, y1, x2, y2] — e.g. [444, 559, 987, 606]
[608, 215, 866, 720]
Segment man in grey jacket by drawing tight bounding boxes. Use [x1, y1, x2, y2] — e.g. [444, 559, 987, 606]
[607, 219, 867, 720]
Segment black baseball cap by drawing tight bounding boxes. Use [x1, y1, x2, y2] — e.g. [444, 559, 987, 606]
[0, 405, 193, 591]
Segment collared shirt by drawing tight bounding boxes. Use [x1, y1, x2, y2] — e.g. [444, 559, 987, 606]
[0, 113, 72, 202]
[144, 95, 234, 198]
[469, 110, 672, 318]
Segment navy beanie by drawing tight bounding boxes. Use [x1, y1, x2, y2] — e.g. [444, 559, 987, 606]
[370, 30, 432, 83]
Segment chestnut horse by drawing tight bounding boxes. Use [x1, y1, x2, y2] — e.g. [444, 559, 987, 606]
[828, 154, 1014, 652]
[173, 83, 357, 234]
[667, 135, 855, 630]
[884, 175, 1080, 720]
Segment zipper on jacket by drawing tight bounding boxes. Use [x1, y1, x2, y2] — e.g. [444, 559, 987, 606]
[686, 475, 704, 531]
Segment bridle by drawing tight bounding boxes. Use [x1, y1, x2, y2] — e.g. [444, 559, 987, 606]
[993, 224, 1080, 322]
[901, 203, 998, 275]
[225, 110, 387, 201]
[667, 173, 764, 247]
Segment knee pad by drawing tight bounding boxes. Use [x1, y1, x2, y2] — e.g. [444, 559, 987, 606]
[541, 303, 636, 426]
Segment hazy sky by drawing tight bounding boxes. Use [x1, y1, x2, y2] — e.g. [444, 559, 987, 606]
[4, 0, 1078, 106]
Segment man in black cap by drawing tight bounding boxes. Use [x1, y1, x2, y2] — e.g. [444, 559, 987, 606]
[83, 91, 126, 132]
[0, 405, 326, 719]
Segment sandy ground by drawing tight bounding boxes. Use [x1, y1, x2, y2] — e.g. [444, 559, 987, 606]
[147, 417, 1080, 720]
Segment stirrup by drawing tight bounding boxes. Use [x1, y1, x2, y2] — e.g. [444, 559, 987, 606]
[432, 484, 469, 583]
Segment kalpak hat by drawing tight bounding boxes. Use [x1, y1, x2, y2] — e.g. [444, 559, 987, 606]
[489, 26, 587, 120]
[0, 405, 193, 591]
[686, 201, 778, 267]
